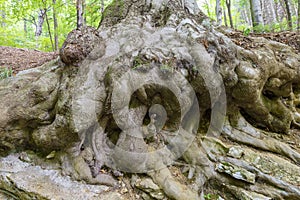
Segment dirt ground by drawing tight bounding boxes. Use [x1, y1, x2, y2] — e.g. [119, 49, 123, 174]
[225, 30, 300, 53]
[0, 46, 58, 74]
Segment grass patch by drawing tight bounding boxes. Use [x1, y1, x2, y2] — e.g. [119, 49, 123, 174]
[0, 67, 13, 80]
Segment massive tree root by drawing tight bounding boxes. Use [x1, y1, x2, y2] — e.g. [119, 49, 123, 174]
[0, 0, 300, 199]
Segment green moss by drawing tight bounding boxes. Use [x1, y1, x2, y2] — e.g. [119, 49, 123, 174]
[204, 193, 220, 200]
[100, 0, 126, 26]
[132, 55, 151, 70]
[132, 56, 145, 69]
[160, 64, 172, 71]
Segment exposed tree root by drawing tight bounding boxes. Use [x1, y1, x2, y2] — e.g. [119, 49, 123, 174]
[217, 156, 300, 197]
[223, 118, 300, 164]
[148, 167, 201, 200]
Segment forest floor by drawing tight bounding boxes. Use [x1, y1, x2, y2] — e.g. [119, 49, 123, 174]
[0, 46, 58, 74]
[0, 31, 298, 74]
[225, 30, 299, 53]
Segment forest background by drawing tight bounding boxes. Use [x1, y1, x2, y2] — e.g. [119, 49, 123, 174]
[0, 0, 299, 52]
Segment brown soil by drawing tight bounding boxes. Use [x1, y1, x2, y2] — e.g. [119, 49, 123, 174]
[224, 30, 300, 53]
[0, 46, 58, 74]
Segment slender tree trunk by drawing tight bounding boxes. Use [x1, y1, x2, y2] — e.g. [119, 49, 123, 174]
[76, 0, 84, 29]
[216, 0, 222, 25]
[283, 0, 293, 30]
[250, 0, 264, 29]
[35, 9, 46, 37]
[226, 0, 234, 28]
[290, 0, 297, 16]
[0, 10, 6, 27]
[297, 0, 300, 32]
[101, 0, 104, 13]
[83, 0, 87, 25]
[241, 9, 251, 26]
[241, 0, 253, 27]
[261, 0, 266, 24]
[269, 0, 277, 23]
[261, 0, 273, 25]
[53, 0, 58, 51]
[274, 0, 284, 31]
[44, 9, 54, 51]
[223, 5, 228, 27]
[23, 18, 27, 34]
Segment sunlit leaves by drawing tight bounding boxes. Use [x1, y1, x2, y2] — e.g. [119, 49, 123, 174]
[0, 0, 110, 51]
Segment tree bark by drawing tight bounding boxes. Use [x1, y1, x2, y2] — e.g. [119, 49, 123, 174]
[268, 0, 277, 25]
[35, 9, 46, 37]
[53, 0, 59, 51]
[101, 0, 104, 13]
[76, 0, 84, 29]
[250, 0, 264, 29]
[0, 10, 5, 27]
[23, 18, 27, 34]
[44, 8, 54, 51]
[283, 0, 293, 30]
[216, 0, 222, 25]
[223, 5, 228, 26]
[297, 0, 300, 32]
[226, 0, 234, 28]
[274, 0, 284, 31]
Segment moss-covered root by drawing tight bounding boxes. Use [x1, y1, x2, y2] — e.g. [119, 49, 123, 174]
[148, 167, 201, 200]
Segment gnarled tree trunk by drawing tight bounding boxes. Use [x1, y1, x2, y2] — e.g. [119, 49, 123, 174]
[0, 0, 300, 199]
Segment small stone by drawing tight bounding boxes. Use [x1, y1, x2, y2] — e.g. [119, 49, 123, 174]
[19, 152, 32, 163]
[227, 146, 244, 159]
[46, 151, 56, 159]
[134, 177, 165, 199]
[216, 162, 256, 184]
[180, 68, 188, 77]
[120, 187, 128, 194]
[136, 178, 160, 191]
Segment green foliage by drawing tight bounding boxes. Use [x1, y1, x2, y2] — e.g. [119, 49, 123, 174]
[197, 0, 299, 33]
[0, 0, 111, 52]
[204, 193, 212, 199]
[253, 24, 265, 33]
[0, 67, 13, 80]
[203, 193, 220, 200]
[132, 56, 144, 69]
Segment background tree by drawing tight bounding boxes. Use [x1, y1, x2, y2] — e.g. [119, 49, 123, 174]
[283, 0, 293, 30]
[216, 0, 222, 25]
[0, 10, 5, 27]
[249, 0, 264, 29]
[35, 9, 46, 37]
[297, 0, 300, 31]
[53, 0, 58, 51]
[76, 0, 84, 29]
[226, 0, 234, 28]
